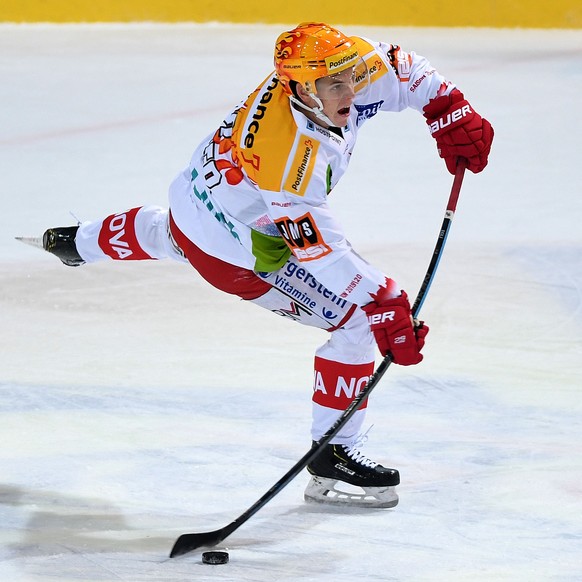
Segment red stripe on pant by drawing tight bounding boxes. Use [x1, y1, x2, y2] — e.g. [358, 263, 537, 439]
[313, 357, 374, 410]
[169, 213, 271, 300]
[98, 207, 154, 260]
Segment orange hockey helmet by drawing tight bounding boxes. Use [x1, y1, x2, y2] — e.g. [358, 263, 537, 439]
[274, 22, 359, 95]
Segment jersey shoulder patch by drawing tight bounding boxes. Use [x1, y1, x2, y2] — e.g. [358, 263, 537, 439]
[387, 44, 412, 82]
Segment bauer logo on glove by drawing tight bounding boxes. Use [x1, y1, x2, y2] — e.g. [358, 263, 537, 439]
[368, 310, 396, 325]
[428, 103, 473, 135]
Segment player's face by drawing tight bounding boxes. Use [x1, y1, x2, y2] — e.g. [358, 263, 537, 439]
[314, 67, 356, 127]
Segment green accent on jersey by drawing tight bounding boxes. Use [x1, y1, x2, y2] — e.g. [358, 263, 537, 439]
[251, 229, 291, 272]
[326, 165, 333, 194]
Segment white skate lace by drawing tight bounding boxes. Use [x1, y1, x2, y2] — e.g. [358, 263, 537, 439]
[343, 426, 378, 468]
[343, 446, 378, 468]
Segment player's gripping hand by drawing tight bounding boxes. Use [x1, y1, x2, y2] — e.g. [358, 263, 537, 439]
[423, 89, 494, 174]
[362, 289, 428, 366]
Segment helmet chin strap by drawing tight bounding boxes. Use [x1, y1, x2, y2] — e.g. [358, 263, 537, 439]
[290, 94, 337, 128]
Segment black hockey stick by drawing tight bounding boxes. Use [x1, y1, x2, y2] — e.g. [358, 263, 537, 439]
[169, 160, 467, 558]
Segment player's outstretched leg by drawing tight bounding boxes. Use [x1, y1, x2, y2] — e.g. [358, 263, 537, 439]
[43, 226, 85, 267]
[305, 441, 400, 508]
[40, 206, 186, 267]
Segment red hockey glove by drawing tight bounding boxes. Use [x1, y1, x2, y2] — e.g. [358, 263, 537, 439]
[423, 89, 494, 174]
[362, 290, 429, 366]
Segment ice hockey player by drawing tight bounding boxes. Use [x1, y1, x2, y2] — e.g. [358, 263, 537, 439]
[39, 23, 493, 507]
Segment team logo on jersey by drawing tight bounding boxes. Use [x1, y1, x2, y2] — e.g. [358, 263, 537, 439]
[283, 135, 319, 197]
[275, 212, 332, 262]
[355, 100, 384, 126]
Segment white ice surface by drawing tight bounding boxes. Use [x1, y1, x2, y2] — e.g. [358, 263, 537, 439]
[0, 23, 581, 581]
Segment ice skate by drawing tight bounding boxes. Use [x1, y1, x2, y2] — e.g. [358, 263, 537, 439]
[16, 225, 85, 266]
[305, 442, 400, 508]
[43, 226, 85, 266]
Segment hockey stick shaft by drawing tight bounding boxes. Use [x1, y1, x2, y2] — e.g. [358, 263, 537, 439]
[169, 160, 467, 558]
[411, 158, 465, 316]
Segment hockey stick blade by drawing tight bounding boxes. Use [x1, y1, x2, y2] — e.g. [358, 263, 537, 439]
[169, 160, 467, 558]
[170, 526, 233, 558]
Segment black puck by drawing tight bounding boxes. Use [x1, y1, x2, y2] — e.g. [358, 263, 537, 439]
[202, 550, 229, 565]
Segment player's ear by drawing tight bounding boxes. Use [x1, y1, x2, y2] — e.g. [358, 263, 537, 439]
[294, 82, 309, 100]
[295, 82, 316, 106]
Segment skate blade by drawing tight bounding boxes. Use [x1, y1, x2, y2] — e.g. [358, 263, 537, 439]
[15, 236, 44, 250]
[304, 476, 399, 509]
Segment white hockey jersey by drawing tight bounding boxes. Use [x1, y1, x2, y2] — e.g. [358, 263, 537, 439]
[169, 37, 451, 307]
